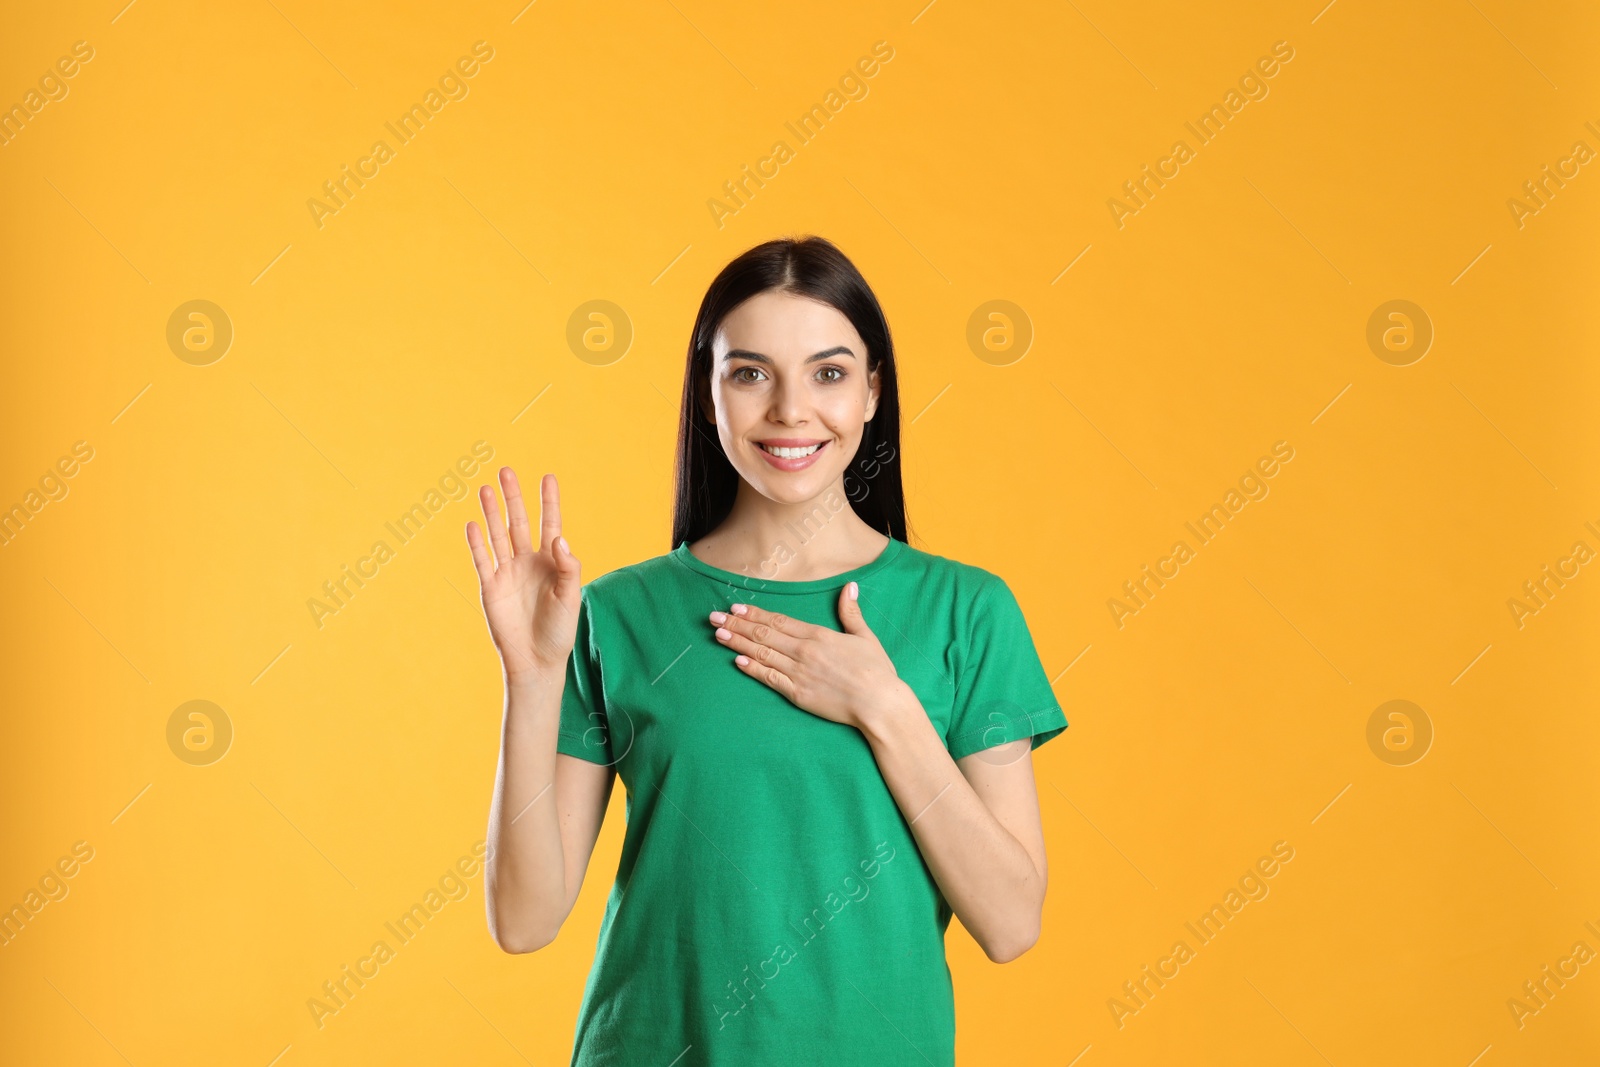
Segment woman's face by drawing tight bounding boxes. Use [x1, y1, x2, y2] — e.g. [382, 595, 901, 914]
[702, 289, 881, 507]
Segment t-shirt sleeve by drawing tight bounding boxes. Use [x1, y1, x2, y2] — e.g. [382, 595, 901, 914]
[556, 585, 614, 765]
[944, 575, 1069, 761]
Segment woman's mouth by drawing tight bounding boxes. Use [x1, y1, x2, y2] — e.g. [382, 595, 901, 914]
[755, 439, 828, 471]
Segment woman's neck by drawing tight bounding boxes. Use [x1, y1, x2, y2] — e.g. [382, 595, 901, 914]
[687, 481, 890, 582]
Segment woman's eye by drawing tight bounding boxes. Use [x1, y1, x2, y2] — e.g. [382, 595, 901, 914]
[817, 366, 844, 383]
[732, 366, 764, 383]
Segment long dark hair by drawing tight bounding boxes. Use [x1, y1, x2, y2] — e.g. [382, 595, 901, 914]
[670, 235, 909, 551]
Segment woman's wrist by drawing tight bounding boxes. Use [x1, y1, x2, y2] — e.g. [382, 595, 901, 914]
[854, 680, 924, 748]
[502, 670, 563, 739]
[505, 659, 562, 695]
[508, 668, 566, 710]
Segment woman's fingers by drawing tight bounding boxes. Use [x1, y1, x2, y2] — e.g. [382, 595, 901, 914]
[713, 604, 808, 658]
[500, 467, 536, 557]
[539, 473, 562, 554]
[713, 623, 801, 678]
[471, 468, 565, 571]
[479, 483, 513, 568]
[732, 650, 797, 703]
[464, 521, 497, 586]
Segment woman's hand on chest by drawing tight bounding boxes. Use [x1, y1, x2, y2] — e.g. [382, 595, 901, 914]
[706, 584, 913, 733]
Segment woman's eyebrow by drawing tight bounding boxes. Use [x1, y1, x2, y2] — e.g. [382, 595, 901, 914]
[722, 346, 856, 364]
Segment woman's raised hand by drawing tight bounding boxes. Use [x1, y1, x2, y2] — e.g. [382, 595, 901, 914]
[464, 468, 581, 686]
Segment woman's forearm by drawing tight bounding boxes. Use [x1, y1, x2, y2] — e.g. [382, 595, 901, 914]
[858, 684, 1046, 962]
[484, 669, 572, 952]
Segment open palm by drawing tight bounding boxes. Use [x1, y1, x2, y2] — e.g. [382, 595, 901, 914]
[464, 468, 581, 686]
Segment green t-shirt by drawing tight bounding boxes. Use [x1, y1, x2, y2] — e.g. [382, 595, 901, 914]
[556, 536, 1068, 1066]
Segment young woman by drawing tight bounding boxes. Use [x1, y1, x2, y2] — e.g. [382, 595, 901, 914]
[466, 236, 1068, 1066]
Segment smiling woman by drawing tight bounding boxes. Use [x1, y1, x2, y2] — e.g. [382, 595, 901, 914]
[466, 236, 1068, 1067]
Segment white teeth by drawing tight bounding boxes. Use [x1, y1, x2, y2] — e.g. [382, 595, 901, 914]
[760, 442, 821, 458]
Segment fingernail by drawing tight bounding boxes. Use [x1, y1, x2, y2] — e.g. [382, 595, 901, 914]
[731, 604, 748, 616]
[716, 627, 732, 640]
[709, 611, 727, 624]
[849, 581, 858, 601]
[735, 655, 749, 666]
[557, 536, 568, 553]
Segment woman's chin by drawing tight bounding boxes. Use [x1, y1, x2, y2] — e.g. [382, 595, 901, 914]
[744, 470, 839, 505]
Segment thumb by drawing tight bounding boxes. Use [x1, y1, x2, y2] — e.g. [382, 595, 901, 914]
[553, 535, 582, 586]
[837, 580, 871, 636]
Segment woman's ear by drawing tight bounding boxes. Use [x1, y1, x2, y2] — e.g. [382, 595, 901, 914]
[864, 364, 881, 422]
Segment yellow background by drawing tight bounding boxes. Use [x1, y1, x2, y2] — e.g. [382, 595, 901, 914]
[2, 0, 1597, 1063]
